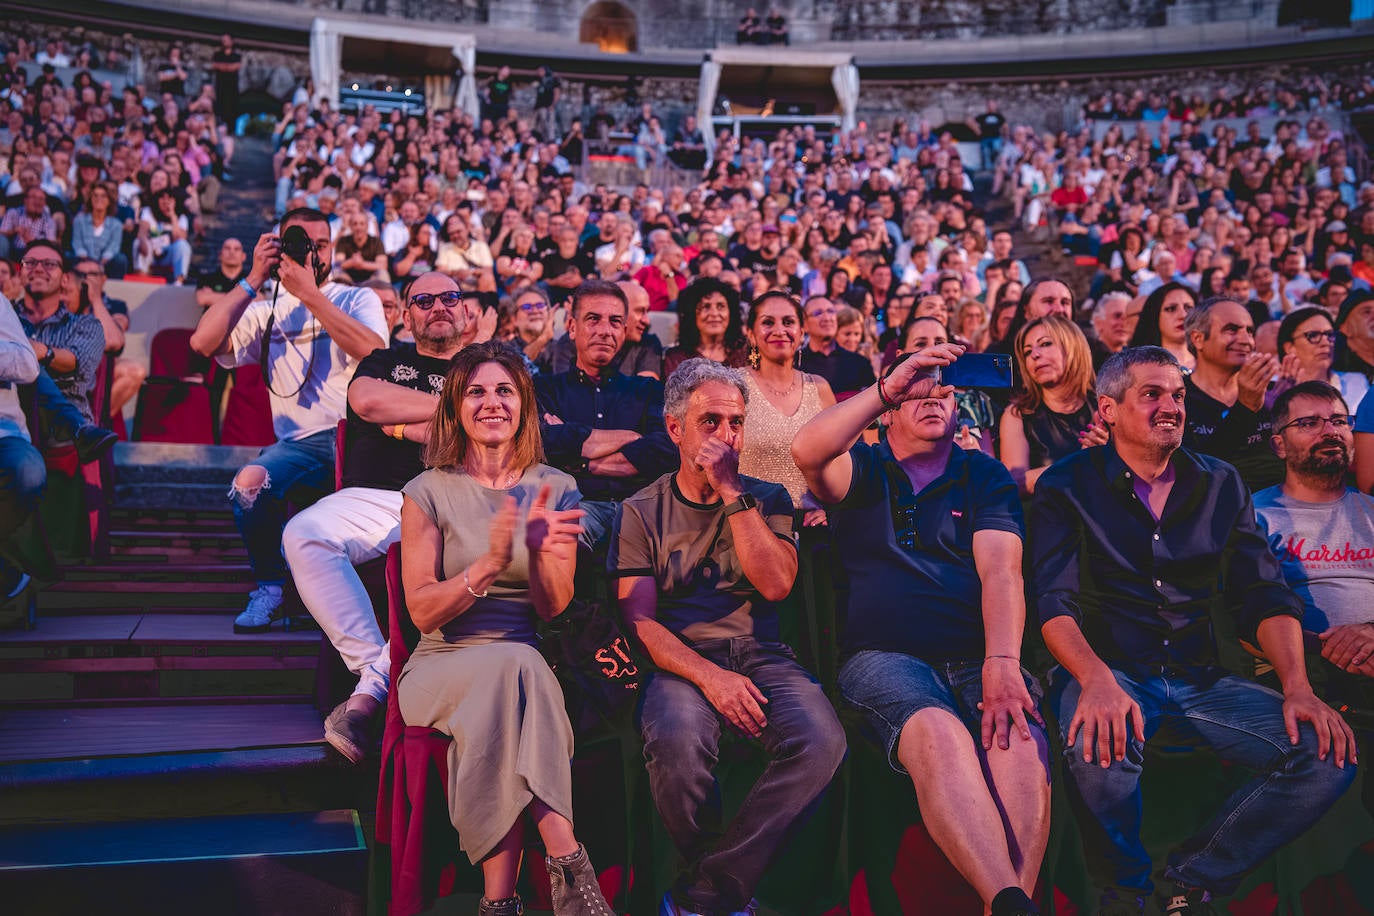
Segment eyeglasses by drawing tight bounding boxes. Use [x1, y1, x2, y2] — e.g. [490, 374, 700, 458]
[409, 291, 463, 310]
[518, 301, 548, 312]
[1278, 413, 1352, 433]
[1297, 329, 1337, 344]
[74, 270, 104, 281]
[21, 258, 62, 272]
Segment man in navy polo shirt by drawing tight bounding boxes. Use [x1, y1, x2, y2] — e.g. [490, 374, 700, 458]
[794, 344, 1049, 916]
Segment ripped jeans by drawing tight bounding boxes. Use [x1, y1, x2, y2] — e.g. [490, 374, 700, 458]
[228, 429, 335, 585]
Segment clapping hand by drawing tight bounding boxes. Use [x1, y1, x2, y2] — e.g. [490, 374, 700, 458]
[525, 484, 584, 566]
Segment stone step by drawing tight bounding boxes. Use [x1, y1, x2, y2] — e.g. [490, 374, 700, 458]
[57, 563, 255, 582]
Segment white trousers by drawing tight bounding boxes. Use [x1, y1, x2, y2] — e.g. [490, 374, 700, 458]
[282, 487, 401, 702]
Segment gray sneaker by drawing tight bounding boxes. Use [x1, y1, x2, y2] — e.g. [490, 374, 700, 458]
[546, 844, 615, 916]
[233, 586, 284, 633]
[323, 700, 375, 764]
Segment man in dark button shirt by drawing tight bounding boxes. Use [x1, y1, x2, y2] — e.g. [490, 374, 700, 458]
[535, 279, 676, 548]
[794, 345, 1049, 916]
[1180, 297, 1285, 492]
[280, 271, 464, 765]
[798, 295, 876, 398]
[1031, 346, 1356, 916]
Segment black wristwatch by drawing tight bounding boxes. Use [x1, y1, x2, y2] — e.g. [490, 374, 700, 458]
[722, 492, 758, 517]
[38, 345, 56, 367]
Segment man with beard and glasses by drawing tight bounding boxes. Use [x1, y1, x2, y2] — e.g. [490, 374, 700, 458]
[1255, 380, 1374, 815]
[281, 271, 466, 763]
[1031, 347, 1356, 916]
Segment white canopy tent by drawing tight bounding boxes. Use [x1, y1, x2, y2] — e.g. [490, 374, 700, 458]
[309, 17, 478, 121]
[695, 47, 858, 160]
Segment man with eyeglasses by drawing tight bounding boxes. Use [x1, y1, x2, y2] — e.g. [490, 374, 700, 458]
[799, 295, 876, 399]
[70, 258, 145, 419]
[1181, 297, 1285, 492]
[1254, 380, 1374, 814]
[1031, 347, 1356, 916]
[794, 344, 1049, 916]
[280, 272, 465, 763]
[191, 208, 388, 635]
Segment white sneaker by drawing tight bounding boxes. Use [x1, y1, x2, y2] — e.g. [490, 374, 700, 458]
[234, 586, 284, 633]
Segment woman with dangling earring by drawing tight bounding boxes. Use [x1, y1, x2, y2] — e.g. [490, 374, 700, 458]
[738, 290, 837, 527]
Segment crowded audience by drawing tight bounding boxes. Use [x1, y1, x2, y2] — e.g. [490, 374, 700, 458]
[4, 20, 1374, 916]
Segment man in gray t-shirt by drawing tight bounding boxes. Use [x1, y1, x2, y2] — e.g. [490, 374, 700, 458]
[610, 358, 845, 916]
[1256, 380, 1374, 813]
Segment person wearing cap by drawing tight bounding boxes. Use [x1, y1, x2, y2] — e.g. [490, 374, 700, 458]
[1335, 291, 1374, 382]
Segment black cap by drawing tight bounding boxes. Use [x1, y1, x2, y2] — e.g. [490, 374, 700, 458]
[1336, 289, 1374, 332]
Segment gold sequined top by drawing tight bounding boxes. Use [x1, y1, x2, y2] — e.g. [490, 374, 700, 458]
[738, 372, 824, 509]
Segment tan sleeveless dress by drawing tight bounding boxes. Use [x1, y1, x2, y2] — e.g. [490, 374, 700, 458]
[739, 372, 823, 509]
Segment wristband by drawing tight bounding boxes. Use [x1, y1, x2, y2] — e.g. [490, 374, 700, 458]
[392, 423, 406, 441]
[237, 278, 257, 298]
[876, 374, 900, 411]
[464, 565, 488, 599]
[985, 655, 1020, 663]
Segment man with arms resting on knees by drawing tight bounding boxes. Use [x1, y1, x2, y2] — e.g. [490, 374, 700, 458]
[282, 271, 465, 762]
[191, 208, 387, 632]
[613, 358, 846, 916]
[1031, 346, 1356, 916]
[794, 343, 1049, 916]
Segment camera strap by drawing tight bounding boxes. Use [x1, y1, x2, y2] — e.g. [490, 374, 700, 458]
[259, 254, 321, 400]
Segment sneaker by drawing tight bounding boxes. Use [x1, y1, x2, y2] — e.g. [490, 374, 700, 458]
[323, 700, 376, 764]
[1097, 887, 1146, 916]
[1156, 886, 1216, 916]
[233, 586, 284, 633]
[75, 425, 118, 465]
[0, 562, 31, 601]
[659, 891, 706, 916]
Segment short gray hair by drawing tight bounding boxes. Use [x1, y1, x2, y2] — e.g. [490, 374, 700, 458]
[664, 358, 749, 421]
[1183, 296, 1245, 356]
[1097, 346, 1181, 401]
[1093, 291, 1132, 321]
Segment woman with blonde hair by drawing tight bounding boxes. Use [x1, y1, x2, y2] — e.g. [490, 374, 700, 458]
[999, 315, 1109, 495]
[398, 342, 614, 916]
[953, 298, 989, 351]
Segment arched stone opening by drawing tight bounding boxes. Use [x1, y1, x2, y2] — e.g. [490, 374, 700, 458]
[580, 1, 638, 53]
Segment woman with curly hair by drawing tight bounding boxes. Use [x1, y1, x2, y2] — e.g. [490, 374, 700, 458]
[663, 277, 749, 379]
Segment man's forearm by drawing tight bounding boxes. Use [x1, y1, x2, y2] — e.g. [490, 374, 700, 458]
[723, 507, 796, 602]
[628, 611, 719, 689]
[1043, 616, 1115, 685]
[981, 566, 1027, 659]
[1257, 615, 1315, 695]
[348, 377, 439, 424]
[191, 282, 255, 356]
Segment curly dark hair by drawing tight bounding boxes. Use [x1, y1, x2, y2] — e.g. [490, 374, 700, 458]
[676, 277, 745, 353]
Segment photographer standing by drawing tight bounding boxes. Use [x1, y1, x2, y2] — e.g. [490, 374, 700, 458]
[191, 208, 388, 633]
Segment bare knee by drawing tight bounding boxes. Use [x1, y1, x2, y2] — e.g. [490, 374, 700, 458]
[229, 465, 270, 508]
[897, 707, 973, 775]
[114, 359, 146, 385]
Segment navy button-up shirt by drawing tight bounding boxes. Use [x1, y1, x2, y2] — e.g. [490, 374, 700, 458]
[1030, 443, 1302, 668]
[534, 367, 677, 502]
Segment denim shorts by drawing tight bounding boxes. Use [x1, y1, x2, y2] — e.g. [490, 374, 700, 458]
[838, 649, 1046, 774]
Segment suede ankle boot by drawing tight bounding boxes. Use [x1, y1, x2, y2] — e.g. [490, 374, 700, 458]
[545, 844, 615, 916]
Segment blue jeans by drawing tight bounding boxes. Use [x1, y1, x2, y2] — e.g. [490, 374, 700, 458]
[26, 369, 89, 443]
[229, 429, 335, 585]
[578, 498, 620, 551]
[639, 636, 846, 912]
[0, 435, 46, 566]
[980, 137, 1003, 170]
[1051, 664, 1357, 895]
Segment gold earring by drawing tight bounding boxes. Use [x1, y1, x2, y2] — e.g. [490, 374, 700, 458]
[748, 345, 761, 369]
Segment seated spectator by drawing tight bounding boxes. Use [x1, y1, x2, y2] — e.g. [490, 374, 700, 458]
[196, 238, 249, 308]
[1335, 290, 1374, 380]
[1000, 316, 1108, 496]
[794, 342, 1049, 916]
[436, 214, 494, 292]
[13, 242, 104, 431]
[992, 279, 1075, 357]
[190, 209, 387, 632]
[0, 185, 59, 263]
[509, 286, 556, 367]
[764, 7, 789, 44]
[334, 213, 389, 285]
[1182, 297, 1284, 492]
[0, 297, 44, 600]
[800, 294, 877, 397]
[1270, 307, 1369, 414]
[738, 290, 835, 522]
[669, 115, 707, 171]
[70, 183, 128, 279]
[535, 280, 676, 548]
[1088, 291, 1134, 368]
[392, 222, 439, 286]
[70, 258, 145, 418]
[540, 226, 593, 308]
[1128, 283, 1198, 373]
[736, 7, 762, 44]
[663, 279, 749, 379]
[397, 341, 615, 916]
[136, 189, 193, 284]
[612, 357, 846, 916]
[594, 220, 646, 281]
[1256, 380, 1374, 813]
[633, 243, 688, 312]
[282, 271, 466, 764]
[1032, 346, 1356, 916]
[495, 223, 544, 294]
